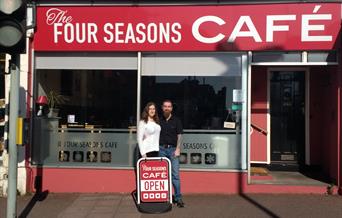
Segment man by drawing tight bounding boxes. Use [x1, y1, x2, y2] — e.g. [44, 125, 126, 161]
[159, 99, 185, 208]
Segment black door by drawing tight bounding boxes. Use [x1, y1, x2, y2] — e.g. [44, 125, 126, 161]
[270, 71, 305, 166]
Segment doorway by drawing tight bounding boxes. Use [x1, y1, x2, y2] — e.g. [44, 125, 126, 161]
[251, 68, 330, 186]
[270, 71, 305, 169]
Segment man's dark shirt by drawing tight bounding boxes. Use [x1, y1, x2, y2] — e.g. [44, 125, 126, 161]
[159, 115, 183, 146]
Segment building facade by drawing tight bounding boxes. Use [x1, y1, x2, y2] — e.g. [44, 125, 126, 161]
[7, 0, 342, 194]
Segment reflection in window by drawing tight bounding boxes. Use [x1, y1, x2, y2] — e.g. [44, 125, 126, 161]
[36, 69, 137, 128]
[142, 76, 241, 130]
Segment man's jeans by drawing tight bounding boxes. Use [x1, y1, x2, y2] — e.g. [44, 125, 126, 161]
[159, 146, 182, 201]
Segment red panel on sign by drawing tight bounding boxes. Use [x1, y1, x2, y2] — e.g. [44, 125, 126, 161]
[139, 159, 170, 203]
[34, 4, 340, 51]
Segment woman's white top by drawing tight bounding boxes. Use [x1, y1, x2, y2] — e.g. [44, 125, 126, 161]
[137, 120, 161, 156]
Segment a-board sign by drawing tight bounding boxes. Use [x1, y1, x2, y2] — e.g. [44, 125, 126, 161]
[137, 157, 172, 203]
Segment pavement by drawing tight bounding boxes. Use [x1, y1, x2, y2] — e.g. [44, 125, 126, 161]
[1, 192, 342, 218]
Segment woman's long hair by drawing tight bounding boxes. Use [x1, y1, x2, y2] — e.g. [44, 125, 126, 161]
[141, 102, 159, 124]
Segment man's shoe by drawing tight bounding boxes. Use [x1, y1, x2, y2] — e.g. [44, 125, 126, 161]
[176, 199, 185, 208]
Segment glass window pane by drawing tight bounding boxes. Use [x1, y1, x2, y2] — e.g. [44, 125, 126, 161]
[142, 76, 241, 130]
[35, 52, 138, 70]
[252, 52, 302, 62]
[36, 69, 137, 128]
[32, 69, 138, 167]
[307, 51, 337, 62]
[142, 52, 242, 76]
[141, 52, 245, 170]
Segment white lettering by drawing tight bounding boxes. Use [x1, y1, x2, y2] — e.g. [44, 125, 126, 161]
[75, 23, 86, 43]
[125, 23, 136, 43]
[115, 23, 125, 43]
[54, 23, 99, 44]
[64, 23, 74, 43]
[159, 23, 170, 43]
[171, 23, 182, 43]
[228, 16, 261, 43]
[147, 23, 158, 43]
[142, 165, 151, 171]
[88, 23, 98, 43]
[46, 8, 72, 25]
[103, 23, 114, 43]
[53, 23, 63, 43]
[50, 9, 335, 46]
[313, 5, 321, 14]
[136, 23, 146, 43]
[302, 14, 332, 42]
[266, 15, 296, 42]
[192, 15, 225, 43]
[142, 172, 167, 179]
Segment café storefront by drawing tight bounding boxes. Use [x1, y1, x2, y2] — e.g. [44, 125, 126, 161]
[28, 2, 341, 193]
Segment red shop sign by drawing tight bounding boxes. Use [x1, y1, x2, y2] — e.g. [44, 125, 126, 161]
[137, 158, 172, 203]
[34, 4, 341, 51]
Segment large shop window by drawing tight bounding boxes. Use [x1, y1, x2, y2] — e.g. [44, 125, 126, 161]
[36, 69, 137, 128]
[32, 52, 247, 170]
[141, 53, 247, 169]
[32, 53, 138, 167]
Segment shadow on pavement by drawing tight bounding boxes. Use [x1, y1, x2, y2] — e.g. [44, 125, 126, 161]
[131, 189, 138, 206]
[19, 165, 49, 218]
[18, 190, 49, 218]
[239, 194, 279, 218]
[239, 172, 279, 218]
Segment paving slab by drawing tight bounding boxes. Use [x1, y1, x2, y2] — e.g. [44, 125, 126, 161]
[1, 193, 342, 218]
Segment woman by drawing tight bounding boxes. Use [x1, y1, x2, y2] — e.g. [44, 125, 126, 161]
[137, 102, 161, 158]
